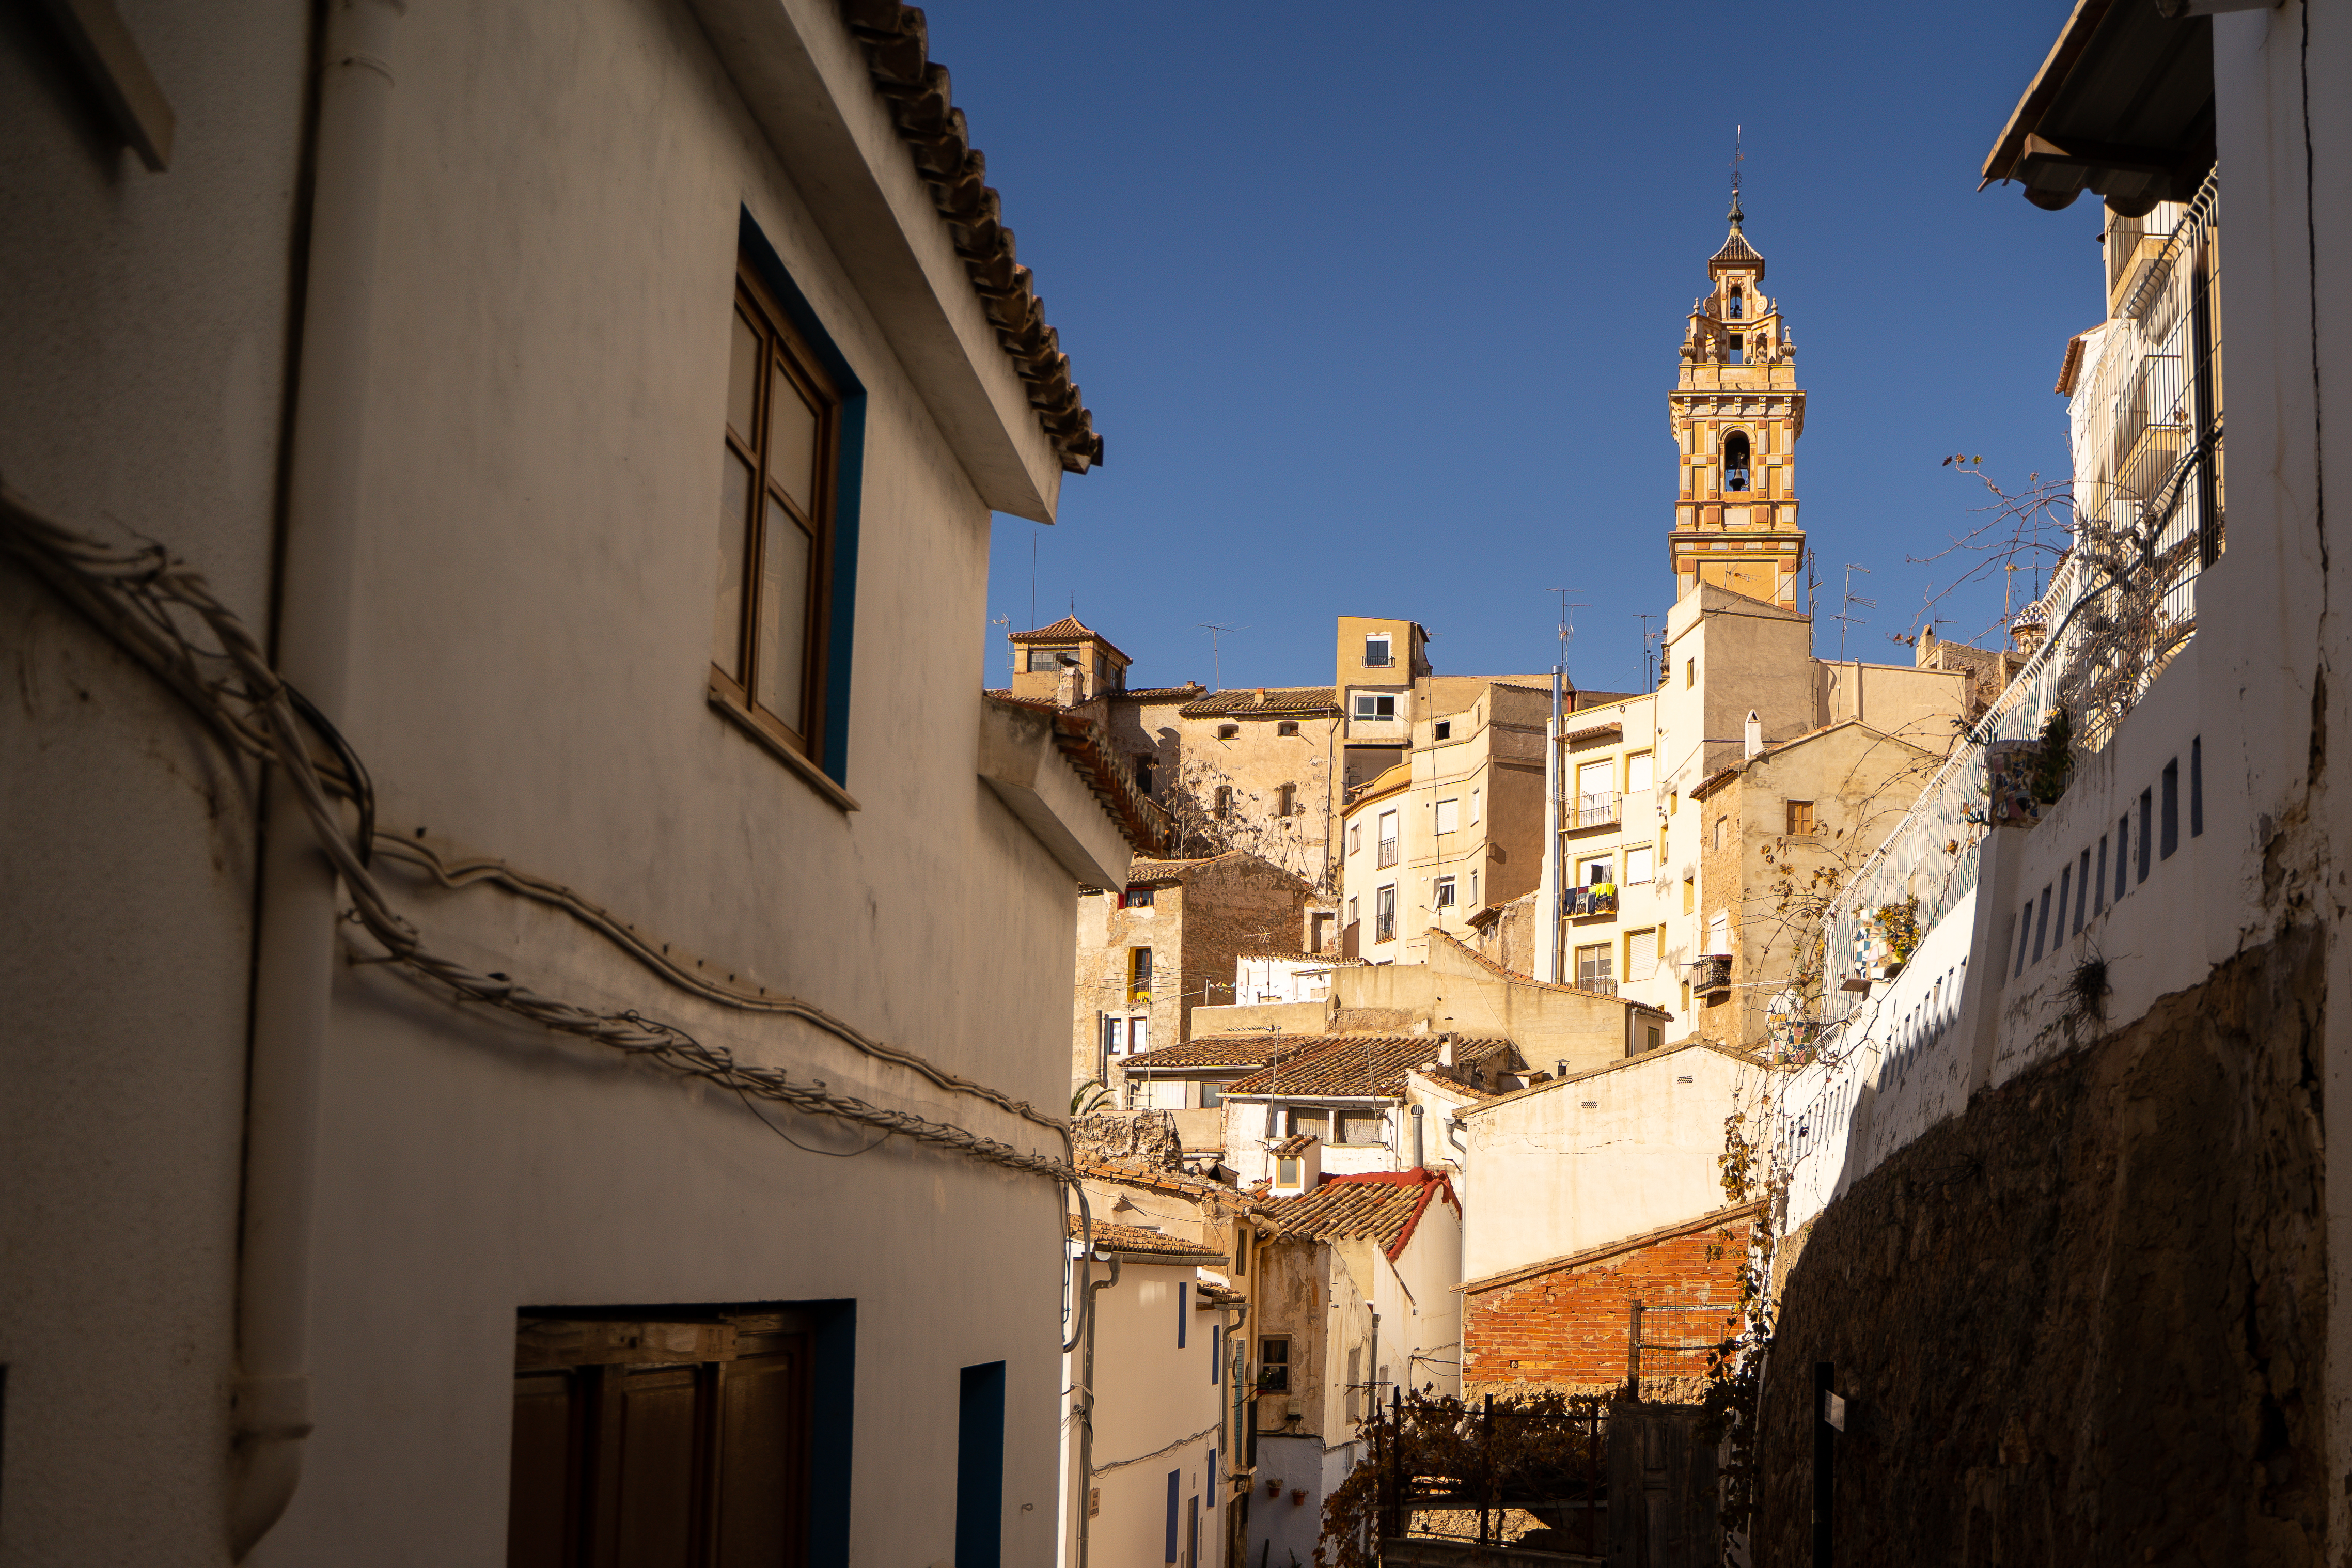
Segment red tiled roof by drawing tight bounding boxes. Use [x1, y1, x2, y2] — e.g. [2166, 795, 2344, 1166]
[1262, 1169, 1458, 1262]
[1075, 1159, 1258, 1208]
[1120, 684, 1209, 703]
[1223, 1034, 1517, 1100]
[1068, 1214, 1224, 1261]
[1007, 615, 1131, 665]
[1177, 687, 1342, 719]
[1123, 1032, 1325, 1075]
[1267, 1132, 1319, 1157]
[838, 2, 1102, 474]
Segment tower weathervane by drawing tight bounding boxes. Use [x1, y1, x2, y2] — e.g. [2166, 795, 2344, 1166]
[1729, 126, 1745, 226]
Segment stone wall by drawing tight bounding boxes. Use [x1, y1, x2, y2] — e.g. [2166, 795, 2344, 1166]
[1754, 928, 2327, 1565]
[1464, 1210, 1757, 1401]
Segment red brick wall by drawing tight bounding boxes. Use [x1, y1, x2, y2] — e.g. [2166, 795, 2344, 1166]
[1462, 1215, 1754, 1397]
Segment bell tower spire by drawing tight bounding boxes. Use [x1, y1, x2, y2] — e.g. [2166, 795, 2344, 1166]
[1669, 157, 1806, 608]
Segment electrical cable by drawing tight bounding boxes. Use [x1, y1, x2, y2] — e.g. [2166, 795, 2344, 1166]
[0, 479, 1079, 1187]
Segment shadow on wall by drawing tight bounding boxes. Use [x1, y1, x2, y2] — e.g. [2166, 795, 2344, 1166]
[1753, 927, 2327, 1566]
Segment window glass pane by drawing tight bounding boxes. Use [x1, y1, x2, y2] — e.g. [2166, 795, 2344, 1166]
[728, 310, 761, 440]
[1628, 929, 1658, 979]
[767, 365, 820, 512]
[754, 499, 812, 729]
[714, 450, 753, 676]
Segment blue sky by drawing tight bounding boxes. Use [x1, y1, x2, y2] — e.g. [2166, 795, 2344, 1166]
[930, 2, 2096, 696]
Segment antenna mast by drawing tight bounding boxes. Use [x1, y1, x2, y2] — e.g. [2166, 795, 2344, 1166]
[1834, 563, 1876, 662]
[1196, 622, 1247, 691]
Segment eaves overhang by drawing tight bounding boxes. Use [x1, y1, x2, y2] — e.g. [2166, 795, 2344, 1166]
[1981, 0, 2216, 216]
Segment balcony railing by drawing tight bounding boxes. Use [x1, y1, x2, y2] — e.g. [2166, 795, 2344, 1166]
[1376, 839, 1398, 868]
[1572, 975, 1619, 997]
[1569, 792, 1619, 829]
[1689, 955, 1731, 994]
[1568, 887, 1618, 917]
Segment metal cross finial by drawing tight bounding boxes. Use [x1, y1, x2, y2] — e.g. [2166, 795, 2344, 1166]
[1729, 126, 1745, 227]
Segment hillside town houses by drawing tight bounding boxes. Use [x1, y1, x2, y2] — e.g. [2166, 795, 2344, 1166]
[8, 1, 2352, 1565]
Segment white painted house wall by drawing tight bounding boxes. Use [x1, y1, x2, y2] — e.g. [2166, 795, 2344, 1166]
[1060, 1254, 1229, 1568]
[1459, 1045, 1760, 1283]
[2, 2, 1125, 1565]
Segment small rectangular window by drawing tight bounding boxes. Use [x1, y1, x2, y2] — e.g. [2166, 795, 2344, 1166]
[1364, 635, 1392, 668]
[2117, 814, 2131, 900]
[1211, 1326, 1220, 1385]
[1287, 1108, 1328, 1139]
[1434, 719, 1452, 741]
[957, 1362, 1007, 1568]
[1258, 1337, 1291, 1393]
[1025, 646, 1064, 673]
[1130, 948, 1153, 1001]
[1136, 756, 1155, 795]
[1277, 783, 1296, 817]
[1435, 876, 1457, 908]
[2190, 736, 2204, 837]
[1274, 1157, 1303, 1188]
[2056, 866, 2072, 948]
[1786, 801, 1816, 836]
[1683, 877, 1696, 915]
[1470, 788, 1481, 824]
[1627, 928, 1659, 980]
[1177, 1282, 1187, 1348]
[2032, 886, 2052, 963]
[1375, 885, 1397, 942]
[1337, 1111, 1383, 1144]
[1685, 658, 1696, 688]
[2017, 901, 2035, 976]
[1213, 785, 1233, 819]
[1216, 723, 1240, 740]
[2073, 849, 2091, 934]
[2095, 835, 2109, 913]
[1435, 797, 1460, 834]
[1626, 751, 1654, 793]
[2138, 789, 2153, 883]
[1123, 885, 1155, 909]
[1625, 844, 1655, 884]
[1278, 720, 1299, 737]
[1353, 694, 1398, 720]
[2161, 759, 2179, 859]
[1575, 943, 1613, 989]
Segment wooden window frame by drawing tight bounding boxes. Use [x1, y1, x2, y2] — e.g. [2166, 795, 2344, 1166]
[710, 258, 844, 793]
[1786, 799, 1816, 837]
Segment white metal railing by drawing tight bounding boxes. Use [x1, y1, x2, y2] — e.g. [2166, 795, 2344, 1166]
[1813, 175, 2222, 1025]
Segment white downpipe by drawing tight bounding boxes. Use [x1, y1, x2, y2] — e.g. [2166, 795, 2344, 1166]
[230, 1, 401, 1557]
[1534, 670, 1562, 983]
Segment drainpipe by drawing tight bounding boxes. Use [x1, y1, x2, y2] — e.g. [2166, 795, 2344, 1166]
[1073, 1254, 1121, 1568]
[1410, 1103, 1424, 1169]
[230, 1, 402, 1556]
[1534, 668, 1563, 982]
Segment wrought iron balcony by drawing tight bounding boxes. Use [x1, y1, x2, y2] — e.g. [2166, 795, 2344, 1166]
[1569, 792, 1619, 829]
[1568, 887, 1618, 917]
[1689, 954, 1731, 995]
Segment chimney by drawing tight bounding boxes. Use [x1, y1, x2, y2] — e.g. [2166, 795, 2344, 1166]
[1056, 660, 1080, 708]
[1744, 710, 1763, 759]
[1437, 1038, 1456, 1069]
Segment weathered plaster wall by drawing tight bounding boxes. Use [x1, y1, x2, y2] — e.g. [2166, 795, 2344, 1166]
[0, 2, 308, 1560]
[1757, 930, 2327, 1566]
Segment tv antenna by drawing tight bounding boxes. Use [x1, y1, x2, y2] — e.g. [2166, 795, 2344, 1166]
[1197, 622, 1248, 691]
[1550, 588, 1589, 681]
[1635, 612, 1660, 688]
[1834, 562, 1875, 661]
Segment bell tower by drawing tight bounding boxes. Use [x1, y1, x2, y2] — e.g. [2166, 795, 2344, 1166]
[1668, 177, 1807, 607]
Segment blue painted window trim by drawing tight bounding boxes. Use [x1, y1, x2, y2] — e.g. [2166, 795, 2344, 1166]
[956, 1361, 1007, 1568]
[738, 207, 865, 789]
[809, 1300, 858, 1567]
[1165, 1470, 1180, 1564]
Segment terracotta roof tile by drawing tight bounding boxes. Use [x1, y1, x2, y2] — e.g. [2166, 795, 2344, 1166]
[1267, 1133, 1319, 1157]
[837, 2, 1102, 473]
[1222, 1034, 1517, 1099]
[1068, 1215, 1224, 1261]
[1262, 1169, 1457, 1261]
[1123, 1032, 1325, 1074]
[1120, 684, 1209, 703]
[986, 693, 1168, 855]
[1176, 687, 1342, 719]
